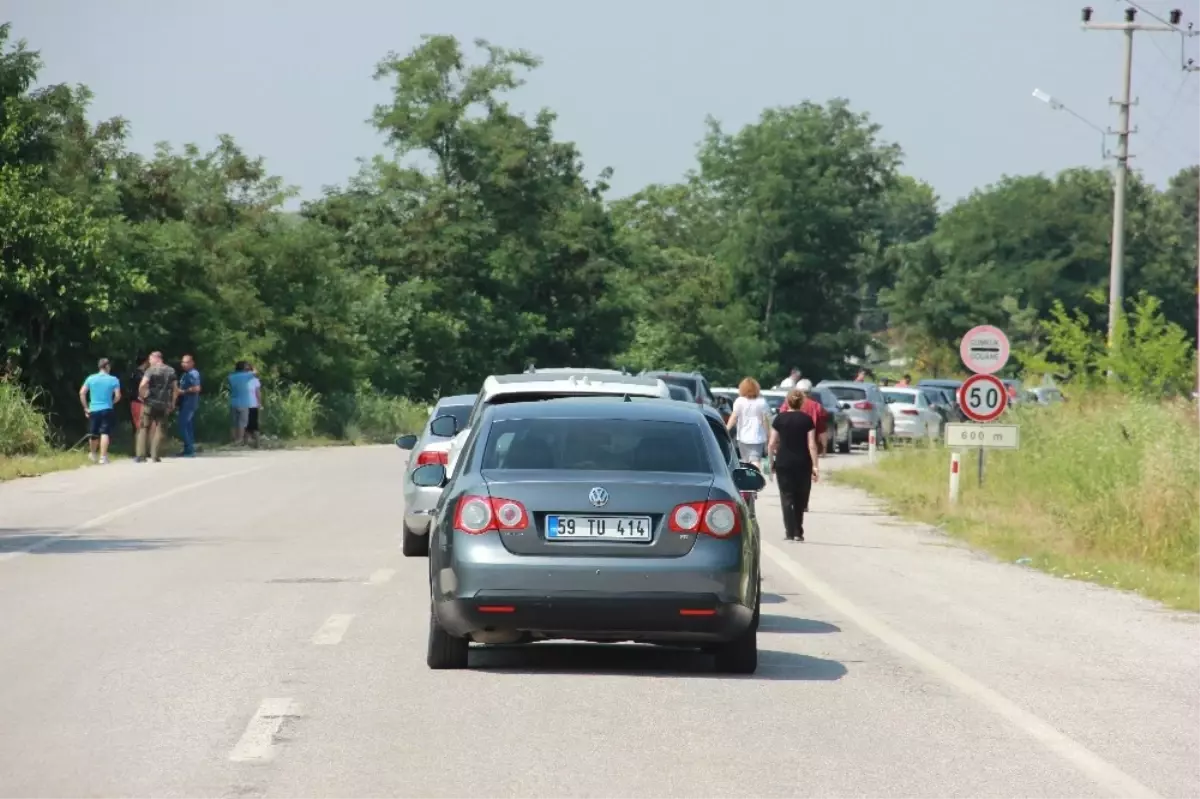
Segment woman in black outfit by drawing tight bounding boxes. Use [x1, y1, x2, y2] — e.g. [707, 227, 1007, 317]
[768, 388, 820, 541]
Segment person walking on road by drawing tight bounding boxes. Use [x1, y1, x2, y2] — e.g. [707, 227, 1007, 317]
[79, 358, 122, 464]
[726, 377, 771, 469]
[776, 367, 801, 390]
[795, 379, 830, 456]
[227, 361, 256, 445]
[136, 351, 178, 463]
[768, 388, 820, 542]
[176, 354, 201, 457]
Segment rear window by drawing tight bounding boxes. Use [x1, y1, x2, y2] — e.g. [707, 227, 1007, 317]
[810, 388, 839, 411]
[431, 403, 471, 433]
[655, 375, 699, 394]
[762, 393, 787, 411]
[826, 386, 867, 402]
[668, 384, 695, 402]
[481, 418, 710, 473]
[883, 390, 919, 405]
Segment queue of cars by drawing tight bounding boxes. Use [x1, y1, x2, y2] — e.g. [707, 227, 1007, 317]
[395, 366, 766, 673]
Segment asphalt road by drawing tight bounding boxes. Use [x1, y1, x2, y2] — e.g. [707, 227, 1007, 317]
[0, 445, 1196, 798]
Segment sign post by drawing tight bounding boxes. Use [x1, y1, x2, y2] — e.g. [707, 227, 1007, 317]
[949, 326, 1018, 492]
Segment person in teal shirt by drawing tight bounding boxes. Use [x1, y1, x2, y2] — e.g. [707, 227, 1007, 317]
[79, 358, 122, 464]
[227, 361, 257, 444]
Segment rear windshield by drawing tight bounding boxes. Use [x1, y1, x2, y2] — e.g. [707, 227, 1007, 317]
[668, 384, 695, 402]
[826, 386, 867, 402]
[431, 403, 471, 433]
[762, 393, 787, 411]
[481, 418, 710, 473]
[883, 390, 919, 405]
[810, 388, 839, 410]
[653, 375, 698, 393]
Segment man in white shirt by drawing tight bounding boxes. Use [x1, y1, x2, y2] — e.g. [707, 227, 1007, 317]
[777, 367, 801, 390]
[246, 364, 263, 447]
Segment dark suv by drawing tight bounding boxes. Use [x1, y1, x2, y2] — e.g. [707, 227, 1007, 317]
[640, 370, 720, 412]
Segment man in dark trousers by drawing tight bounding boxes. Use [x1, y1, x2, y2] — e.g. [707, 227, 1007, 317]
[136, 351, 178, 463]
[176, 353, 201, 457]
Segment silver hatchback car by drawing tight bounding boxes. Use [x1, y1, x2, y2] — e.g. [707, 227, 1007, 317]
[395, 394, 475, 557]
[410, 398, 767, 673]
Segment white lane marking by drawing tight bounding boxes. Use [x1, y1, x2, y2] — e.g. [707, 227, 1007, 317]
[311, 613, 355, 645]
[365, 568, 396, 585]
[762, 542, 1160, 799]
[0, 466, 265, 564]
[229, 697, 299, 762]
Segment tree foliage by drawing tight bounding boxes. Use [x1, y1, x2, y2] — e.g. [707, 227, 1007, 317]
[1, 24, 1196, 436]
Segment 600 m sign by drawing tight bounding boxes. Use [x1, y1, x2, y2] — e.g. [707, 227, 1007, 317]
[957, 373, 1008, 423]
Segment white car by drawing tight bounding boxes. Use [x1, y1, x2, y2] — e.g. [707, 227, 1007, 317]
[425, 369, 674, 536]
[882, 387, 943, 441]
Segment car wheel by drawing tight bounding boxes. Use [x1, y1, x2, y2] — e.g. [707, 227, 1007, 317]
[402, 523, 429, 557]
[426, 604, 469, 670]
[838, 427, 852, 454]
[876, 423, 888, 450]
[713, 618, 758, 675]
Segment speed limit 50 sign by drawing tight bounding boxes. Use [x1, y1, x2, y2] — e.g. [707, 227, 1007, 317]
[958, 373, 1008, 422]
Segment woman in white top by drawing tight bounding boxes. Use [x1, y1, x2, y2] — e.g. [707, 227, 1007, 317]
[726, 377, 771, 464]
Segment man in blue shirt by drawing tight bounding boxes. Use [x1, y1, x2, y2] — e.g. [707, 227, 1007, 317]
[227, 361, 256, 444]
[79, 358, 122, 464]
[177, 354, 201, 456]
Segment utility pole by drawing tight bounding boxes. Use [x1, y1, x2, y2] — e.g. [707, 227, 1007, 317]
[1081, 5, 1199, 354]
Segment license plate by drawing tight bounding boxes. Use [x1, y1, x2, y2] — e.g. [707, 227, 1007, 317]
[545, 515, 653, 542]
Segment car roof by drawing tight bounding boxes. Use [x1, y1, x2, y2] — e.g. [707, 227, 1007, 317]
[485, 397, 709, 424]
[641, 370, 702, 379]
[435, 393, 476, 406]
[918, 378, 962, 385]
[528, 394, 725, 421]
[486, 372, 663, 389]
[819, 380, 877, 389]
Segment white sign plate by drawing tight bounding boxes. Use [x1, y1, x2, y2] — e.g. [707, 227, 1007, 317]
[960, 325, 1010, 375]
[944, 423, 1020, 450]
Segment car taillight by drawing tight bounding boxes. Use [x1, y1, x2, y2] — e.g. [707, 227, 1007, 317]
[452, 494, 528, 534]
[853, 400, 873, 410]
[900, 409, 919, 416]
[668, 500, 742, 537]
[416, 449, 448, 466]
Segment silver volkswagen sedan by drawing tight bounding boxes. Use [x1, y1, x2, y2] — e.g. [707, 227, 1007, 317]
[395, 394, 475, 556]
[409, 397, 766, 673]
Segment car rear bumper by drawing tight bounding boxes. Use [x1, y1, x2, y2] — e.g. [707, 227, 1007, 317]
[891, 419, 927, 437]
[434, 592, 755, 643]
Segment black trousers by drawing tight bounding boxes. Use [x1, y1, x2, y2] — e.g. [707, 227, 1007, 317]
[776, 466, 813, 540]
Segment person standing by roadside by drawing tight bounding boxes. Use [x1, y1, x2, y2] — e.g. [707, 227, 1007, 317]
[896, 373, 912, 387]
[127, 355, 148, 451]
[137, 351, 178, 463]
[79, 358, 122, 464]
[768, 388, 820, 542]
[176, 354, 201, 457]
[726, 377, 771, 468]
[227, 361, 255, 445]
[245, 363, 262, 448]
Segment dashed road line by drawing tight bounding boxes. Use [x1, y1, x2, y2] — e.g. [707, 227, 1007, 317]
[762, 542, 1160, 799]
[229, 698, 299, 762]
[311, 613, 355, 645]
[0, 466, 266, 565]
[365, 568, 396, 585]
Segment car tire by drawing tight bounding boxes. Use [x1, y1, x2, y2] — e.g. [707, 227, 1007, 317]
[838, 428, 852, 454]
[713, 594, 759, 674]
[402, 523, 429, 557]
[427, 605, 469, 670]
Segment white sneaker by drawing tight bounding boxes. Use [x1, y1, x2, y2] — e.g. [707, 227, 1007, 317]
[99, 456, 109, 464]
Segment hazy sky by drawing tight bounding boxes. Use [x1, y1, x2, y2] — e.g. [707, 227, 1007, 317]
[8, 0, 1199, 208]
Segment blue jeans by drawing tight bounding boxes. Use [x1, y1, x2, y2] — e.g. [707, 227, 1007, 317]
[178, 404, 197, 454]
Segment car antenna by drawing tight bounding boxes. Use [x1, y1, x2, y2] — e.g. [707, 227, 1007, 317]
[623, 393, 632, 402]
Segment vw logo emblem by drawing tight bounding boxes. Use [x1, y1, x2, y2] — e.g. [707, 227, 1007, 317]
[588, 487, 609, 508]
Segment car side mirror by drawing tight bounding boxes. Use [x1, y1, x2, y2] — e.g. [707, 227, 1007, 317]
[395, 434, 418, 450]
[411, 463, 447, 488]
[429, 414, 458, 438]
[732, 466, 766, 492]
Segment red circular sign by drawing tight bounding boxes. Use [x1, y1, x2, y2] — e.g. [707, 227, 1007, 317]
[957, 374, 1008, 422]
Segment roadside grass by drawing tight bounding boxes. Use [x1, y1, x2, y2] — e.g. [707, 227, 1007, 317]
[833, 391, 1200, 611]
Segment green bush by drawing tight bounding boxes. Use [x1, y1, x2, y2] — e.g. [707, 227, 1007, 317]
[0, 378, 50, 456]
[838, 391, 1200, 609]
[262, 384, 322, 440]
[344, 391, 429, 443]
